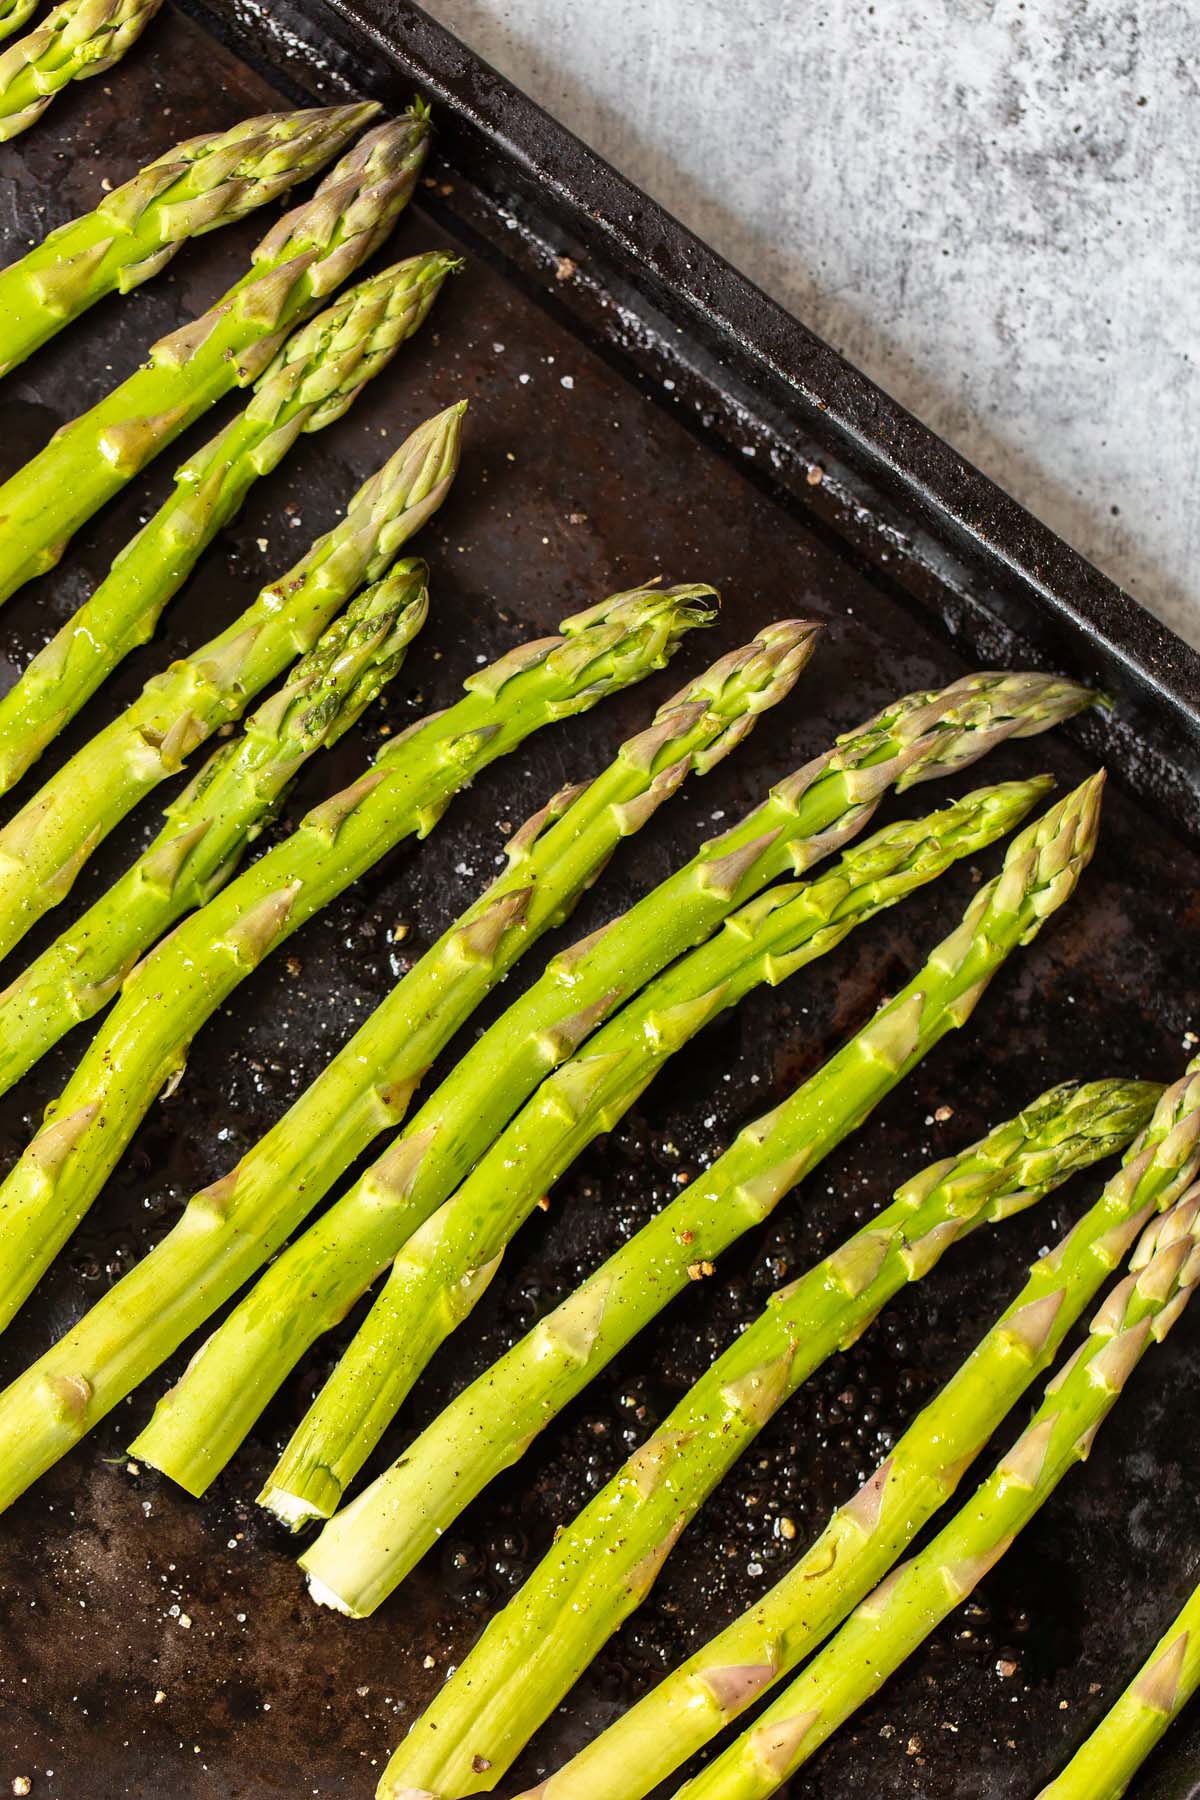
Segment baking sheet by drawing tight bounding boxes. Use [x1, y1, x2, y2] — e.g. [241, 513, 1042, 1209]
[0, 5, 1198, 1794]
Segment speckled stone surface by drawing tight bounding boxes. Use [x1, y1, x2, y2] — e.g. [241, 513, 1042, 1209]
[427, 0, 1200, 648]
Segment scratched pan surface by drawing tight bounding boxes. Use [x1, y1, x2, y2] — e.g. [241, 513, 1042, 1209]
[0, 3, 1199, 1796]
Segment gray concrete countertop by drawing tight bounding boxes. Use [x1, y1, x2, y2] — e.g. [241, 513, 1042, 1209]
[428, 0, 1200, 649]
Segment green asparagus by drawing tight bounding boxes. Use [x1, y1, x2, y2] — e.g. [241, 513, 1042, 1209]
[0, 671, 1091, 1516]
[131, 672, 1094, 1501]
[0, 104, 380, 373]
[0, 385, 460, 966]
[302, 1075, 1153, 1657]
[121, 621, 814, 1496]
[0, 561, 428, 1094]
[0, 0, 163, 141]
[269, 779, 1048, 1532]
[676, 1188, 1200, 1800]
[0, 614, 800, 1509]
[0, 0, 39, 44]
[1037, 1586, 1200, 1796]
[0, 582, 713, 1428]
[0, 108, 428, 600]
[519, 1062, 1200, 1800]
[0, 256, 457, 800]
[304, 773, 1104, 1646]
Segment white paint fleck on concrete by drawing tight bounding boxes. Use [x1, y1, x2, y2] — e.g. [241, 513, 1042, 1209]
[429, 0, 1200, 646]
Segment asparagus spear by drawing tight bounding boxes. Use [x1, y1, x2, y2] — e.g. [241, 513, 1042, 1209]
[0, 561, 427, 1087]
[303, 774, 1104, 1642]
[132, 673, 1094, 1500]
[0, 0, 162, 141]
[0, 108, 428, 600]
[676, 1189, 1200, 1800]
[0, 256, 458, 801]
[1037, 1592, 1200, 1798]
[0, 582, 711, 1359]
[519, 1061, 1200, 1800]
[0, 104, 380, 373]
[0, 0, 39, 44]
[269, 779, 1049, 1531]
[0, 611, 814, 1512]
[0, 383, 460, 966]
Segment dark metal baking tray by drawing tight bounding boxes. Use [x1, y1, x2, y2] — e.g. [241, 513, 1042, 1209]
[0, 4, 1198, 1795]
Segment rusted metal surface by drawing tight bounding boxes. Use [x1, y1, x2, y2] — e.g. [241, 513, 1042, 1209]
[0, 5, 1197, 1795]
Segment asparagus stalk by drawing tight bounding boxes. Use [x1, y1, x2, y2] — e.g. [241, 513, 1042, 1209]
[270, 779, 1049, 1532]
[0, 0, 162, 141]
[677, 1189, 1200, 1800]
[0, 582, 712, 1396]
[521, 1061, 1200, 1800]
[0, 255, 458, 801]
[1037, 1594, 1200, 1799]
[0, 104, 380, 373]
[0, 0, 39, 44]
[132, 672, 1094, 1501]
[0, 561, 427, 1087]
[0, 613, 800, 1509]
[0, 382, 460, 966]
[0, 108, 428, 600]
[304, 774, 1104, 1648]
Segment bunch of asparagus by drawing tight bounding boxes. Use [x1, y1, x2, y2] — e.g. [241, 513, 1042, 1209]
[0, 443, 440, 1087]
[474, 1060, 1200, 1800]
[0, 578, 716, 1345]
[0, 606, 809, 1508]
[0, 262, 460, 972]
[0, 667, 1084, 1516]
[670, 1179, 1200, 1800]
[0, 104, 429, 601]
[277, 775, 1055, 1541]
[126, 671, 1092, 1502]
[0, 254, 458, 799]
[0, 69, 1189, 1800]
[0, 103, 381, 368]
[301, 774, 1106, 1782]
